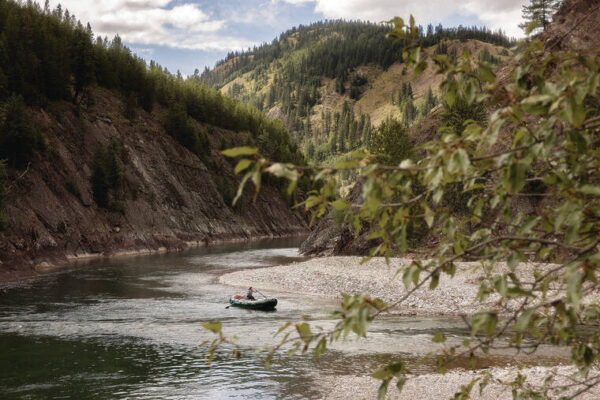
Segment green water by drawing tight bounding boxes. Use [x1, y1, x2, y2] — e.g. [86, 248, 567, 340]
[0, 238, 565, 399]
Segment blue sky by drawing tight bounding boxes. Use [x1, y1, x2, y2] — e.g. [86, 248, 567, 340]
[46, 0, 526, 76]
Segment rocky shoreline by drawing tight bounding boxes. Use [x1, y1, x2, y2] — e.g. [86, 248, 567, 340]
[319, 365, 600, 399]
[219, 256, 580, 316]
[219, 256, 600, 399]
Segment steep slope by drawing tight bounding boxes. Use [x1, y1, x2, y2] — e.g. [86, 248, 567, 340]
[0, 87, 308, 282]
[200, 21, 514, 162]
[0, 1, 309, 282]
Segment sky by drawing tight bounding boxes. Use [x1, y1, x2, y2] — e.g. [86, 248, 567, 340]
[44, 0, 528, 76]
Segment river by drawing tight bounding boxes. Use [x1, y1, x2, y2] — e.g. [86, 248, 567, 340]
[0, 238, 565, 399]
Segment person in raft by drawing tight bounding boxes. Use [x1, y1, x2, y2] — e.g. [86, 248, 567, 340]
[246, 287, 256, 300]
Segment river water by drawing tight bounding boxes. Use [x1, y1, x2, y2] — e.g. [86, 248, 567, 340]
[0, 238, 565, 399]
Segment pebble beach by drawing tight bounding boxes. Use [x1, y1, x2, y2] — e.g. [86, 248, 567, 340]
[219, 256, 600, 399]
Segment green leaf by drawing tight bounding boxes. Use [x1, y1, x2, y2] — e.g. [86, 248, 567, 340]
[296, 323, 312, 343]
[377, 378, 391, 400]
[221, 146, 258, 158]
[448, 149, 470, 175]
[314, 337, 327, 360]
[478, 63, 496, 83]
[234, 159, 253, 174]
[429, 270, 440, 290]
[202, 321, 222, 334]
[471, 312, 497, 337]
[331, 199, 349, 211]
[396, 377, 406, 392]
[506, 162, 527, 192]
[515, 309, 535, 332]
[563, 98, 587, 128]
[414, 61, 428, 77]
[423, 204, 435, 228]
[446, 83, 457, 108]
[566, 266, 583, 308]
[402, 264, 420, 289]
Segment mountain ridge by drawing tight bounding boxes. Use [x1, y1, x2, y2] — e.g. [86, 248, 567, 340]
[199, 20, 514, 162]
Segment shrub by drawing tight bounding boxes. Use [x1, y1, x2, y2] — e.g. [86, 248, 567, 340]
[0, 95, 45, 169]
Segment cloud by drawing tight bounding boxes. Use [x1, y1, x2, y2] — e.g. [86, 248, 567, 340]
[279, 0, 527, 37]
[45, 0, 255, 50]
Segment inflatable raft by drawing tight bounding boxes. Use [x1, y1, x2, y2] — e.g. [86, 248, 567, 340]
[229, 296, 278, 310]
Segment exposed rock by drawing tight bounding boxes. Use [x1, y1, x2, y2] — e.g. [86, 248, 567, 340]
[0, 87, 308, 282]
[266, 106, 288, 125]
[542, 0, 600, 53]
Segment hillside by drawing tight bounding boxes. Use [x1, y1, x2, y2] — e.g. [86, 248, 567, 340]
[0, 1, 308, 281]
[199, 21, 514, 162]
[299, 0, 600, 257]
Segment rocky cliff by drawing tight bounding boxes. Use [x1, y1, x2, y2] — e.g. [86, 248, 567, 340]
[0, 88, 308, 281]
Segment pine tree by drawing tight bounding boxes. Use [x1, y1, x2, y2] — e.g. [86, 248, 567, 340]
[0, 95, 45, 169]
[519, 0, 562, 33]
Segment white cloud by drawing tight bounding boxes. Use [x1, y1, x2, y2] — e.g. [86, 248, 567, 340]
[45, 0, 255, 50]
[279, 0, 527, 37]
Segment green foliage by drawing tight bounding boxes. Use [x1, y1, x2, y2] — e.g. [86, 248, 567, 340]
[200, 20, 514, 161]
[123, 92, 138, 120]
[441, 95, 487, 135]
[211, 14, 600, 400]
[0, 0, 304, 173]
[0, 95, 45, 169]
[423, 86, 438, 115]
[163, 102, 206, 156]
[368, 119, 413, 165]
[90, 139, 124, 210]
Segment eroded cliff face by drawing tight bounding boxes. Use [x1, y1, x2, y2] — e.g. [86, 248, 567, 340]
[0, 88, 308, 281]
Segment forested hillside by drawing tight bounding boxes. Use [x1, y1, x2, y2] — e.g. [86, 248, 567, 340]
[0, 0, 304, 167]
[0, 0, 308, 280]
[199, 20, 515, 162]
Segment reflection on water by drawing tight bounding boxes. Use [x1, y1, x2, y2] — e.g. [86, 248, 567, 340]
[0, 237, 568, 399]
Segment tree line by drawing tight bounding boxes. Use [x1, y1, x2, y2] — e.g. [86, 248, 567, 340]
[198, 20, 514, 162]
[0, 0, 305, 168]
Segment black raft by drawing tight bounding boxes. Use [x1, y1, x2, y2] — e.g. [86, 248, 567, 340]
[229, 296, 278, 311]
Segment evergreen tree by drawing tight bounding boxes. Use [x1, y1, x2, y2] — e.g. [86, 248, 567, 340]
[519, 0, 562, 33]
[0, 95, 45, 169]
[90, 141, 123, 209]
[368, 119, 412, 165]
[423, 87, 437, 115]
